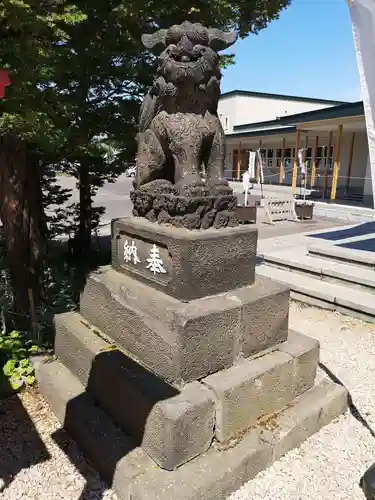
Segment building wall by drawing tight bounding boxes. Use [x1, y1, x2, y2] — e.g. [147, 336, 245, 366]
[218, 94, 338, 133]
[338, 130, 368, 190]
[224, 127, 370, 201]
[363, 155, 373, 206]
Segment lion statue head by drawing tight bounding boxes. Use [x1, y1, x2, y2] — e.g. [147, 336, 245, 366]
[141, 21, 237, 85]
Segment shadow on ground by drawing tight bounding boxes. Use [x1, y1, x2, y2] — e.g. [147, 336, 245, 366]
[319, 362, 375, 500]
[0, 390, 51, 492]
[319, 362, 375, 439]
[337, 237, 375, 253]
[308, 222, 375, 242]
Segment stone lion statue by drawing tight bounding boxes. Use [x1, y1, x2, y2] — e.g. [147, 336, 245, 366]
[131, 21, 239, 229]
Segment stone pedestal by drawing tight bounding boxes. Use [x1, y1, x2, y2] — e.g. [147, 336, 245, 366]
[36, 216, 348, 500]
[111, 217, 258, 300]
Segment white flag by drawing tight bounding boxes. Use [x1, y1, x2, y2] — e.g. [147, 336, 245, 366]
[248, 151, 256, 178]
[349, 0, 375, 206]
[257, 149, 264, 184]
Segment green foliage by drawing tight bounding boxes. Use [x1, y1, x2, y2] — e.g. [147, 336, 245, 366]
[0, 0, 291, 161]
[0, 330, 38, 391]
[0, 0, 292, 313]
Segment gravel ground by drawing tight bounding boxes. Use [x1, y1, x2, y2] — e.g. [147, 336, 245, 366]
[1, 302, 375, 499]
[0, 389, 117, 499]
[230, 302, 375, 500]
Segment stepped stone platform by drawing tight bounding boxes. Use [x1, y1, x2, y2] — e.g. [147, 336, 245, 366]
[36, 216, 348, 500]
[258, 240, 375, 322]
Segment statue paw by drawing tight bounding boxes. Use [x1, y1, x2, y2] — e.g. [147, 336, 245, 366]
[175, 176, 207, 198]
[206, 178, 233, 197]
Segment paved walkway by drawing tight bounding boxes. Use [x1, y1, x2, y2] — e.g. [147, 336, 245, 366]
[257, 219, 375, 251]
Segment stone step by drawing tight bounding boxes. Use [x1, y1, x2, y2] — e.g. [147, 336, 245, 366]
[53, 311, 319, 450]
[257, 264, 375, 322]
[54, 311, 215, 471]
[262, 248, 375, 292]
[35, 356, 348, 500]
[307, 243, 375, 270]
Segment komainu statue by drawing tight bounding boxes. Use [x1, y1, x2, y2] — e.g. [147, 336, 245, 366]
[130, 21, 239, 229]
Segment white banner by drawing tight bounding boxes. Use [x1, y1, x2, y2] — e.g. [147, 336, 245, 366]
[257, 149, 264, 184]
[248, 151, 256, 178]
[349, 0, 375, 207]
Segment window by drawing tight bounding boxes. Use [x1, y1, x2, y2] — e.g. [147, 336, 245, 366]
[316, 145, 334, 170]
[232, 148, 250, 179]
[221, 115, 229, 131]
[275, 149, 283, 168]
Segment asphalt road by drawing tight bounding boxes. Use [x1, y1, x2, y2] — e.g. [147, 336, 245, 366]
[56, 174, 246, 229]
[56, 174, 135, 226]
[54, 174, 346, 241]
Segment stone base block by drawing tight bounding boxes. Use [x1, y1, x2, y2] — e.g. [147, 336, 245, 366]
[279, 330, 320, 396]
[54, 311, 215, 470]
[79, 267, 289, 384]
[35, 356, 348, 500]
[142, 382, 215, 470]
[111, 217, 258, 301]
[203, 331, 319, 443]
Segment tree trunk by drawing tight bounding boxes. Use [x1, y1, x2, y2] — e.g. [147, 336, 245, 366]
[72, 160, 92, 259]
[0, 135, 47, 325]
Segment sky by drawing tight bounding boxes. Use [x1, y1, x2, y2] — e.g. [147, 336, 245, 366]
[221, 0, 361, 102]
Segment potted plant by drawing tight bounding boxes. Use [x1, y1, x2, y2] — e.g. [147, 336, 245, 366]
[236, 203, 257, 224]
[295, 200, 314, 219]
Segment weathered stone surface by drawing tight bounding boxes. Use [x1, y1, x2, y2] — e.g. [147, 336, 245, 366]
[34, 358, 153, 500]
[142, 382, 215, 470]
[130, 380, 347, 500]
[55, 313, 216, 470]
[111, 217, 257, 301]
[131, 430, 272, 500]
[54, 311, 178, 442]
[203, 351, 295, 443]
[236, 276, 290, 358]
[260, 378, 348, 461]
[36, 357, 348, 500]
[131, 189, 238, 229]
[279, 330, 319, 396]
[79, 267, 291, 384]
[133, 22, 238, 228]
[79, 267, 241, 383]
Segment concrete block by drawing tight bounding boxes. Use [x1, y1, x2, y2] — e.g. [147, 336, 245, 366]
[203, 350, 295, 442]
[142, 382, 215, 470]
[111, 217, 258, 300]
[130, 379, 347, 500]
[55, 312, 215, 470]
[37, 358, 348, 500]
[54, 311, 178, 442]
[131, 430, 272, 500]
[79, 267, 242, 383]
[234, 276, 289, 357]
[260, 378, 348, 461]
[80, 267, 182, 383]
[279, 330, 319, 396]
[80, 269, 293, 383]
[35, 358, 153, 500]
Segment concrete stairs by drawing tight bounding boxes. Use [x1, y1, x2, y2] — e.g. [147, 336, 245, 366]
[257, 243, 375, 321]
